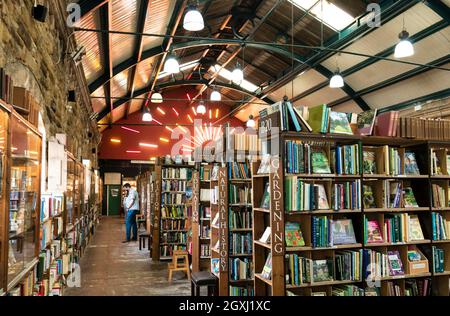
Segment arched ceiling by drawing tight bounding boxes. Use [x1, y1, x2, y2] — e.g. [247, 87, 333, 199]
[74, 0, 450, 129]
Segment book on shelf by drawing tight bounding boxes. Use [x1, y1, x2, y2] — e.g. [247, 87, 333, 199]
[162, 167, 191, 179]
[260, 253, 273, 280]
[312, 259, 333, 282]
[284, 178, 329, 211]
[259, 100, 312, 132]
[431, 246, 445, 273]
[259, 227, 271, 244]
[403, 187, 418, 207]
[230, 232, 252, 255]
[229, 286, 254, 296]
[363, 151, 377, 174]
[228, 162, 251, 179]
[329, 111, 353, 135]
[431, 212, 450, 240]
[388, 147, 402, 175]
[211, 186, 219, 205]
[257, 155, 271, 174]
[285, 254, 312, 286]
[211, 258, 220, 274]
[311, 291, 327, 296]
[331, 219, 357, 245]
[363, 184, 377, 209]
[211, 165, 220, 180]
[285, 222, 305, 247]
[162, 179, 187, 191]
[259, 182, 270, 209]
[430, 148, 445, 175]
[383, 213, 425, 243]
[404, 151, 421, 175]
[332, 181, 361, 210]
[431, 183, 447, 208]
[357, 109, 378, 136]
[335, 250, 362, 281]
[229, 184, 251, 205]
[200, 189, 211, 202]
[200, 166, 211, 181]
[405, 278, 432, 296]
[201, 244, 211, 257]
[388, 181, 403, 208]
[161, 205, 187, 218]
[364, 219, 384, 244]
[374, 111, 399, 137]
[386, 281, 403, 296]
[200, 206, 211, 219]
[307, 104, 330, 134]
[387, 250, 404, 276]
[229, 209, 252, 229]
[333, 144, 360, 175]
[363, 249, 389, 279]
[332, 285, 364, 296]
[230, 258, 253, 281]
[211, 213, 219, 227]
[311, 148, 331, 174]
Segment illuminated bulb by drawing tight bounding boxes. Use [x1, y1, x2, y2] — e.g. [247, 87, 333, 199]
[329, 69, 344, 88]
[211, 90, 221, 101]
[394, 30, 414, 58]
[246, 115, 255, 128]
[142, 108, 153, 122]
[164, 55, 180, 74]
[151, 92, 163, 103]
[231, 63, 243, 84]
[183, 5, 204, 31]
[196, 101, 206, 115]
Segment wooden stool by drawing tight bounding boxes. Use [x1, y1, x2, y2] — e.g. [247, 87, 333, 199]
[191, 271, 218, 296]
[168, 250, 190, 282]
[138, 232, 151, 251]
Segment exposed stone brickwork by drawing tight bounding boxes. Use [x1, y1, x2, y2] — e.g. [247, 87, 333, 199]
[0, 0, 100, 165]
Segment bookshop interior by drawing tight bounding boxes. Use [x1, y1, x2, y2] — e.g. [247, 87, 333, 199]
[0, 0, 450, 298]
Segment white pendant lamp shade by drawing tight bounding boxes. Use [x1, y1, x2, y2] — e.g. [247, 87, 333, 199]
[151, 92, 163, 103]
[164, 55, 180, 74]
[211, 90, 221, 101]
[183, 5, 204, 31]
[246, 115, 255, 128]
[142, 109, 153, 122]
[231, 65, 244, 84]
[330, 70, 344, 88]
[196, 101, 206, 115]
[394, 31, 414, 58]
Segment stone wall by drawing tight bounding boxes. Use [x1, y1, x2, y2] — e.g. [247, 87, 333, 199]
[0, 0, 100, 166]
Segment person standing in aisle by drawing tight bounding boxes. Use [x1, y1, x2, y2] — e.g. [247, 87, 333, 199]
[122, 183, 139, 243]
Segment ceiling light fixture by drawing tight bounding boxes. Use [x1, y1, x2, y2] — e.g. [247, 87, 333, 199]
[183, 4, 204, 31]
[394, 30, 414, 58]
[196, 101, 206, 115]
[231, 63, 244, 84]
[211, 89, 221, 101]
[246, 115, 256, 128]
[151, 91, 163, 103]
[329, 68, 344, 88]
[142, 107, 153, 122]
[164, 54, 180, 74]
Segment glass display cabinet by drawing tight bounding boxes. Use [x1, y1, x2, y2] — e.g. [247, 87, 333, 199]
[65, 154, 76, 232]
[7, 112, 41, 290]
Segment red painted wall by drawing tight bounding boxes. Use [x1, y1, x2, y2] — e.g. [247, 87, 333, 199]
[99, 88, 244, 160]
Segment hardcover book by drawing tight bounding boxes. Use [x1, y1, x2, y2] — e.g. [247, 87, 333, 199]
[363, 185, 377, 209]
[259, 182, 270, 209]
[211, 258, 220, 274]
[261, 253, 273, 280]
[363, 151, 377, 174]
[311, 149, 331, 174]
[312, 259, 333, 282]
[332, 219, 357, 245]
[409, 215, 424, 241]
[329, 111, 353, 135]
[307, 104, 329, 133]
[387, 250, 404, 276]
[404, 151, 421, 175]
[316, 184, 330, 210]
[366, 220, 383, 243]
[403, 187, 418, 207]
[357, 109, 377, 136]
[285, 222, 305, 247]
[257, 155, 271, 174]
[259, 226, 271, 244]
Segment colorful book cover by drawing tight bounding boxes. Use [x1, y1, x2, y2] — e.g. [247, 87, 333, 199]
[261, 253, 273, 280]
[366, 220, 383, 243]
[332, 219, 357, 245]
[285, 222, 305, 247]
[329, 111, 353, 135]
[312, 259, 333, 282]
[211, 258, 220, 274]
[316, 184, 330, 210]
[363, 151, 377, 174]
[307, 104, 328, 133]
[357, 109, 378, 136]
[311, 149, 331, 174]
[387, 250, 404, 276]
[259, 182, 270, 209]
[363, 185, 377, 209]
[403, 187, 418, 207]
[409, 215, 424, 241]
[404, 151, 421, 175]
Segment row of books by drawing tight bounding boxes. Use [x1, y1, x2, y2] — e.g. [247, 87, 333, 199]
[229, 184, 251, 205]
[200, 244, 210, 257]
[201, 225, 211, 239]
[229, 232, 252, 255]
[161, 206, 187, 218]
[430, 148, 450, 175]
[387, 279, 432, 296]
[161, 232, 187, 243]
[382, 213, 425, 243]
[285, 250, 362, 286]
[40, 195, 64, 221]
[431, 183, 449, 208]
[364, 147, 422, 175]
[312, 217, 357, 248]
[162, 168, 191, 179]
[333, 144, 360, 175]
[363, 181, 420, 209]
[161, 219, 187, 230]
[200, 166, 211, 181]
[229, 286, 254, 296]
[230, 258, 253, 281]
[432, 246, 446, 273]
[229, 209, 252, 229]
[398, 117, 450, 141]
[233, 133, 258, 152]
[160, 245, 186, 257]
[162, 179, 188, 192]
[200, 188, 211, 202]
[228, 162, 251, 179]
[199, 205, 211, 219]
[161, 192, 187, 205]
[431, 212, 450, 240]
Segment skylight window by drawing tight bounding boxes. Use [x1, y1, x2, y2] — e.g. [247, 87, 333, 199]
[288, 0, 354, 31]
[158, 59, 200, 79]
[212, 65, 259, 93]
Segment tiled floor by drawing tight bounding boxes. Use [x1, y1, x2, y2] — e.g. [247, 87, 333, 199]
[65, 216, 191, 296]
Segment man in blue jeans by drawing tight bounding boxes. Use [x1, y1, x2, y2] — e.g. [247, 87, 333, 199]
[122, 183, 139, 243]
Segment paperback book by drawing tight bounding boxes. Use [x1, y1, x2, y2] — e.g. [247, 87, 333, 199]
[285, 222, 305, 247]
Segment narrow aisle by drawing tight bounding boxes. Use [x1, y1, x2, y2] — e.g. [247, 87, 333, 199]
[65, 217, 190, 296]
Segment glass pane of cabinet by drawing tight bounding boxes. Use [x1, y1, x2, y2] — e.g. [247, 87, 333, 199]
[8, 114, 41, 283]
[0, 107, 9, 291]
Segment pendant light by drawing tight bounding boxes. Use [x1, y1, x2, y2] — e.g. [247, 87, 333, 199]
[394, 15, 414, 58]
[183, 4, 204, 31]
[231, 62, 244, 84]
[164, 54, 180, 74]
[330, 69, 344, 88]
[246, 115, 255, 128]
[142, 107, 153, 122]
[210, 88, 221, 101]
[196, 101, 206, 115]
[151, 90, 163, 103]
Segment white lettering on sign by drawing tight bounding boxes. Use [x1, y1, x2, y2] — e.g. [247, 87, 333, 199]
[271, 157, 284, 255]
[218, 168, 228, 272]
